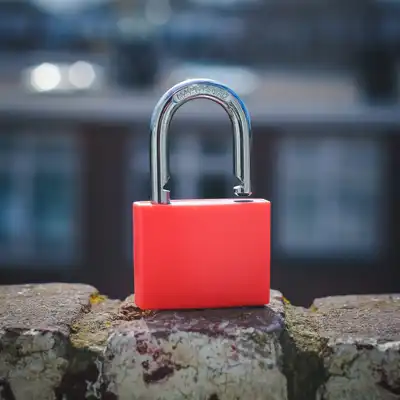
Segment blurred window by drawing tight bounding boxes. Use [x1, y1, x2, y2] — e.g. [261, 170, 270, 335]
[0, 0, 116, 54]
[274, 135, 386, 259]
[0, 2, 46, 52]
[0, 128, 81, 266]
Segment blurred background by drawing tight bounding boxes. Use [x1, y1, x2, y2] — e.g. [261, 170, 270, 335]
[0, 0, 399, 306]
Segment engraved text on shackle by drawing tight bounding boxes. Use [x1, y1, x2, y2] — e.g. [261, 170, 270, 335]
[174, 84, 230, 103]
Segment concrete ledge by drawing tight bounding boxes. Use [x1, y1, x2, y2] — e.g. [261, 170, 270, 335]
[283, 294, 400, 400]
[101, 293, 286, 400]
[0, 283, 94, 400]
[314, 294, 400, 400]
[0, 284, 399, 400]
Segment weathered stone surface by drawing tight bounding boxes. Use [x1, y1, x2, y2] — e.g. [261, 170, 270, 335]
[99, 290, 287, 400]
[57, 296, 122, 400]
[315, 294, 400, 400]
[2, 283, 400, 400]
[0, 284, 287, 400]
[0, 283, 96, 335]
[0, 283, 97, 400]
[283, 294, 400, 400]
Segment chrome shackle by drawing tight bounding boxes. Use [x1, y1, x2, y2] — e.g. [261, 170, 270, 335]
[150, 78, 252, 204]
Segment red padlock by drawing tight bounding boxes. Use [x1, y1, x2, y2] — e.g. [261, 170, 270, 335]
[133, 78, 270, 310]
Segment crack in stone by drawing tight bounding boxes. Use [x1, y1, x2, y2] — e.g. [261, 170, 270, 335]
[0, 379, 16, 400]
[143, 365, 175, 384]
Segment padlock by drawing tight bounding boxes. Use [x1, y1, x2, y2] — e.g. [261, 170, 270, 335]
[133, 78, 270, 310]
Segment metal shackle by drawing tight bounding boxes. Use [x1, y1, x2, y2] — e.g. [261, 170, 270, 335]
[150, 78, 252, 204]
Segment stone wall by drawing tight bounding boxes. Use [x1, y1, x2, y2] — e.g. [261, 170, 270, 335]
[0, 283, 399, 400]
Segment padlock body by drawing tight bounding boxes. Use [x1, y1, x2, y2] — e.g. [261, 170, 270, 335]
[133, 199, 270, 310]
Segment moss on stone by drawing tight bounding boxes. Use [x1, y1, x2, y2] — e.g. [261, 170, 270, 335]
[70, 320, 110, 350]
[89, 292, 108, 306]
[69, 299, 122, 350]
[281, 303, 330, 400]
[68, 294, 156, 351]
[247, 331, 270, 346]
[56, 298, 123, 399]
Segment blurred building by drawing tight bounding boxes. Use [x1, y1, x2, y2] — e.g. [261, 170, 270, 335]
[0, 0, 399, 305]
